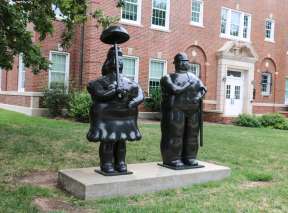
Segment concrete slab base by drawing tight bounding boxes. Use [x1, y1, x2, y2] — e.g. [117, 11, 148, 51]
[58, 161, 231, 200]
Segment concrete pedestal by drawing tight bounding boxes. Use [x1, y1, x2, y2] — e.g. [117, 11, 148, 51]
[58, 161, 230, 200]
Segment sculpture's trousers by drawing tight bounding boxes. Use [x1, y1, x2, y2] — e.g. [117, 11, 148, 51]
[161, 110, 199, 164]
[99, 141, 126, 168]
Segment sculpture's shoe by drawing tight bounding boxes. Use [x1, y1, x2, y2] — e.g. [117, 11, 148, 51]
[101, 163, 115, 173]
[182, 158, 199, 166]
[115, 162, 127, 173]
[165, 160, 184, 168]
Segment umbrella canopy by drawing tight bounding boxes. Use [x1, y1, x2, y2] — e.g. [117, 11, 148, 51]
[100, 26, 130, 45]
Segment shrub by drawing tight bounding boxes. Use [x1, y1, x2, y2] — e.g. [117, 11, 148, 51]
[68, 90, 92, 122]
[258, 113, 287, 129]
[144, 87, 161, 112]
[42, 83, 69, 117]
[234, 114, 262, 128]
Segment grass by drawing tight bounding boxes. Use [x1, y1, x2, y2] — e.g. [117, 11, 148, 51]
[0, 109, 288, 212]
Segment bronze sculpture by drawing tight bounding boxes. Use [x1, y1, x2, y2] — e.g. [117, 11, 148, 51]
[87, 26, 144, 175]
[160, 53, 207, 170]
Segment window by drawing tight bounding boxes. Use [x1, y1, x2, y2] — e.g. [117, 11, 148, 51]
[151, 0, 170, 30]
[49, 52, 70, 89]
[261, 73, 272, 96]
[285, 79, 288, 104]
[52, 4, 65, 20]
[122, 56, 139, 82]
[220, 7, 251, 41]
[18, 54, 25, 92]
[191, 0, 203, 26]
[149, 59, 166, 94]
[265, 19, 275, 42]
[121, 0, 142, 24]
[190, 63, 200, 77]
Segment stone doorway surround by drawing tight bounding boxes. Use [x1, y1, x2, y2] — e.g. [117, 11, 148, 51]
[216, 41, 258, 116]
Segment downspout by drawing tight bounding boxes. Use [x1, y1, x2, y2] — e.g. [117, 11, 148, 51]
[79, 22, 85, 90]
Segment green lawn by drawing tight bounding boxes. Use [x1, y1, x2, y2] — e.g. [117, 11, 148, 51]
[0, 109, 288, 213]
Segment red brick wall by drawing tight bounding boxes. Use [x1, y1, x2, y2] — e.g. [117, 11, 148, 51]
[0, 95, 31, 107]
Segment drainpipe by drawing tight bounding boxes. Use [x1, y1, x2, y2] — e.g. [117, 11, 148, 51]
[79, 22, 85, 90]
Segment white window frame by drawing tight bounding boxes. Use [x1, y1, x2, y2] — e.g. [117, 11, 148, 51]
[220, 7, 251, 42]
[120, 0, 142, 26]
[261, 72, 272, 96]
[151, 0, 170, 31]
[190, 0, 204, 27]
[264, 19, 275, 43]
[285, 78, 288, 105]
[52, 4, 66, 21]
[18, 54, 25, 92]
[148, 58, 167, 95]
[49, 51, 70, 89]
[122, 55, 139, 83]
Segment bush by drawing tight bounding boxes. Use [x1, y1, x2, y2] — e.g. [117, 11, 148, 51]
[144, 87, 161, 112]
[42, 83, 69, 117]
[234, 114, 262, 128]
[68, 90, 92, 122]
[258, 113, 287, 129]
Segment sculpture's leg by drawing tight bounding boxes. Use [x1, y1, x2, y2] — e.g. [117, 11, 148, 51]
[114, 140, 127, 173]
[161, 110, 185, 168]
[99, 142, 115, 173]
[182, 112, 199, 166]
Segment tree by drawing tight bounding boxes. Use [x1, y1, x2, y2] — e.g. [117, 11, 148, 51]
[0, 0, 124, 74]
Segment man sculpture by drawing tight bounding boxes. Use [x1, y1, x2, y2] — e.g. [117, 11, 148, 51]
[87, 26, 144, 175]
[160, 53, 207, 169]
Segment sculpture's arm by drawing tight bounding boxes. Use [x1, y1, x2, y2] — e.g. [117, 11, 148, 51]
[128, 87, 145, 108]
[87, 81, 117, 101]
[161, 75, 191, 94]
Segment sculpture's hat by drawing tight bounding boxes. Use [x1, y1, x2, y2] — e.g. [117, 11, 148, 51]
[100, 25, 130, 45]
[173, 53, 189, 64]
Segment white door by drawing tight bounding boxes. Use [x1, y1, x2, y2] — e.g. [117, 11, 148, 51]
[225, 70, 244, 116]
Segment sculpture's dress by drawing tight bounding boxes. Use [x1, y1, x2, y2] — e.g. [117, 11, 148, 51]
[87, 73, 143, 143]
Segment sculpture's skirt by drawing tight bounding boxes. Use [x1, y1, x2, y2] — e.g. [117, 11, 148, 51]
[87, 118, 141, 143]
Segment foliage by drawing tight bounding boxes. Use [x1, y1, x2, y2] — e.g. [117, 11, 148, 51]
[68, 90, 92, 122]
[0, 0, 123, 74]
[235, 113, 288, 130]
[144, 87, 161, 112]
[42, 83, 69, 117]
[258, 113, 288, 130]
[234, 114, 262, 128]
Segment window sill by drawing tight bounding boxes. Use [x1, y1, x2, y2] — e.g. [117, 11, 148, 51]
[190, 22, 204, 28]
[261, 93, 271, 97]
[219, 33, 251, 43]
[264, 38, 275, 43]
[120, 20, 143, 28]
[150, 25, 170, 33]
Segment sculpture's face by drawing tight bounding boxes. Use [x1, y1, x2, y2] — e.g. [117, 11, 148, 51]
[175, 60, 190, 72]
[105, 53, 124, 74]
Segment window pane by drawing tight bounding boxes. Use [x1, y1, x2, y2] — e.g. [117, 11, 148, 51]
[52, 54, 66, 73]
[149, 80, 160, 94]
[230, 11, 240, 36]
[51, 72, 65, 83]
[190, 63, 200, 77]
[150, 61, 164, 79]
[243, 15, 249, 38]
[152, 0, 167, 27]
[123, 57, 136, 80]
[265, 20, 273, 39]
[122, 0, 138, 21]
[192, 0, 201, 23]
[221, 8, 228, 34]
[226, 85, 231, 99]
[235, 86, 241, 99]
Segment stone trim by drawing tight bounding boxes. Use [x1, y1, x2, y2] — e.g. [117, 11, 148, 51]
[0, 91, 43, 97]
[253, 102, 287, 107]
[0, 103, 48, 116]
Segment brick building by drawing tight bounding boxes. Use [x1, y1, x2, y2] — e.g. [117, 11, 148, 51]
[1, 0, 288, 121]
